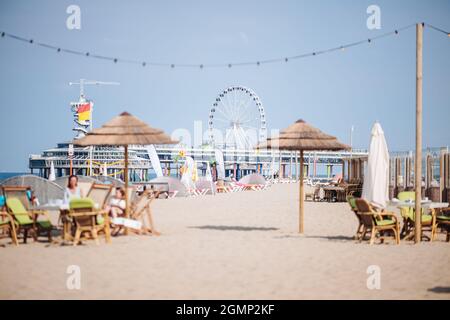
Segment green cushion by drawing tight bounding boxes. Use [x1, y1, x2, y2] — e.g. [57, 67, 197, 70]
[347, 197, 356, 210]
[437, 215, 450, 221]
[407, 213, 432, 223]
[0, 220, 10, 226]
[376, 219, 395, 226]
[398, 191, 415, 201]
[37, 220, 52, 229]
[96, 215, 105, 225]
[69, 198, 95, 210]
[6, 198, 33, 225]
[398, 192, 415, 218]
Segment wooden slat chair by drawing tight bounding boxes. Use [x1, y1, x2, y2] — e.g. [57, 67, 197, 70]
[0, 210, 18, 246]
[346, 196, 364, 240]
[5, 198, 50, 243]
[355, 198, 400, 245]
[69, 198, 111, 246]
[2, 186, 53, 242]
[432, 207, 450, 242]
[129, 190, 160, 235]
[77, 181, 94, 199]
[109, 186, 136, 236]
[86, 183, 113, 209]
[112, 188, 160, 236]
[85, 184, 113, 230]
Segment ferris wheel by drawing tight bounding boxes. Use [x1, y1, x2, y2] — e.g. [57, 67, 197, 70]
[208, 86, 267, 149]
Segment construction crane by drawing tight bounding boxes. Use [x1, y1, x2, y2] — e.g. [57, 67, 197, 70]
[69, 79, 120, 131]
[69, 79, 120, 99]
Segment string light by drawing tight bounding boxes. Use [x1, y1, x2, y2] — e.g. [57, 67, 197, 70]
[0, 22, 448, 70]
[424, 23, 450, 37]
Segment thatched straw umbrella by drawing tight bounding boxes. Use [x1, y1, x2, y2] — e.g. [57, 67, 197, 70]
[74, 112, 177, 232]
[258, 119, 350, 233]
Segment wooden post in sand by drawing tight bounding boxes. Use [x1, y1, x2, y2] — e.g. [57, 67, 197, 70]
[299, 150, 304, 233]
[414, 23, 423, 244]
[440, 148, 445, 202]
[124, 145, 129, 235]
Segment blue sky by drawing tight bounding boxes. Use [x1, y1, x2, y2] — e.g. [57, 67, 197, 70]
[0, 0, 449, 171]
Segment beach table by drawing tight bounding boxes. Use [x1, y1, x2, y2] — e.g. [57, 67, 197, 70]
[34, 202, 105, 243]
[387, 200, 449, 210]
[33, 204, 71, 242]
[387, 200, 449, 240]
[322, 186, 346, 202]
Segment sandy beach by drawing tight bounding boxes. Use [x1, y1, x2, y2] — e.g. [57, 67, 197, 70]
[1, 183, 449, 300]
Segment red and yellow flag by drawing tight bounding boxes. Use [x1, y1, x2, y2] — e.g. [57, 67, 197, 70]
[77, 103, 91, 122]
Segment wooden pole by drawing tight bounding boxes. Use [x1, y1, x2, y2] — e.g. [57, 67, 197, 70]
[299, 150, 304, 233]
[279, 152, 282, 181]
[124, 145, 129, 235]
[440, 149, 444, 202]
[414, 23, 423, 244]
[342, 160, 345, 182]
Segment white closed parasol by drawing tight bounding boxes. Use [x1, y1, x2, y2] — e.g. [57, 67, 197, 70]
[362, 122, 390, 208]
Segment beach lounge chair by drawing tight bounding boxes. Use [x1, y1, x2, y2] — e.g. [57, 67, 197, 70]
[188, 188, 208, 197]
[168, 190, 179, 198]
[5, 197, 52, 243]
[355, 198, 400, 245]
[0, 210, 18, 246]
[129, 190, 160, 235]
[397, 191, 434, 240]
[2, 186, 53, 242]
[2, 186, 34, 210]
[111, 189, 159, 236]
[77, 181, 94, 198]
[69, 198, 111, 246]
[432, 206, 450, 242]
[215, 180, 231, 193]
[86, 183, 113, 209]
[346, 196, 364, 240]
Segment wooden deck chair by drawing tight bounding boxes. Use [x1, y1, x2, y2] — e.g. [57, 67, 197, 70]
[3, 186, 52, 243]
[0, 210, 18, 246]
[355, 198, 400, 245]
[346, 196, 364, 240]
[86, 183, 113, 209]
[77, 181, 93, 198]
[69, 198, 111, 246]
[110, 186, 139, 236]
[129, 190, 160, 235]
[168, 190, 178, 198]
[5, 198, 43, 243]
[215, 180, 229, 193]
[127, 185, 138, 204]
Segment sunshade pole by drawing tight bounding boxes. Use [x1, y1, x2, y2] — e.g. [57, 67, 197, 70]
[124, 145, 129, 236]
[299, 150, 304, 233]
[414, 23, 423, 243]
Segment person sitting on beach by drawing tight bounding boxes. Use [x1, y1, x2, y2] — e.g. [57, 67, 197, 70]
[26, 187, 40, 206]
[63, 175, 84, 204]
[106, 187, 126, 218]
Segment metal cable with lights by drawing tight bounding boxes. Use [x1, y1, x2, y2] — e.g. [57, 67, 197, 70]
[0, 22, 448, 69]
